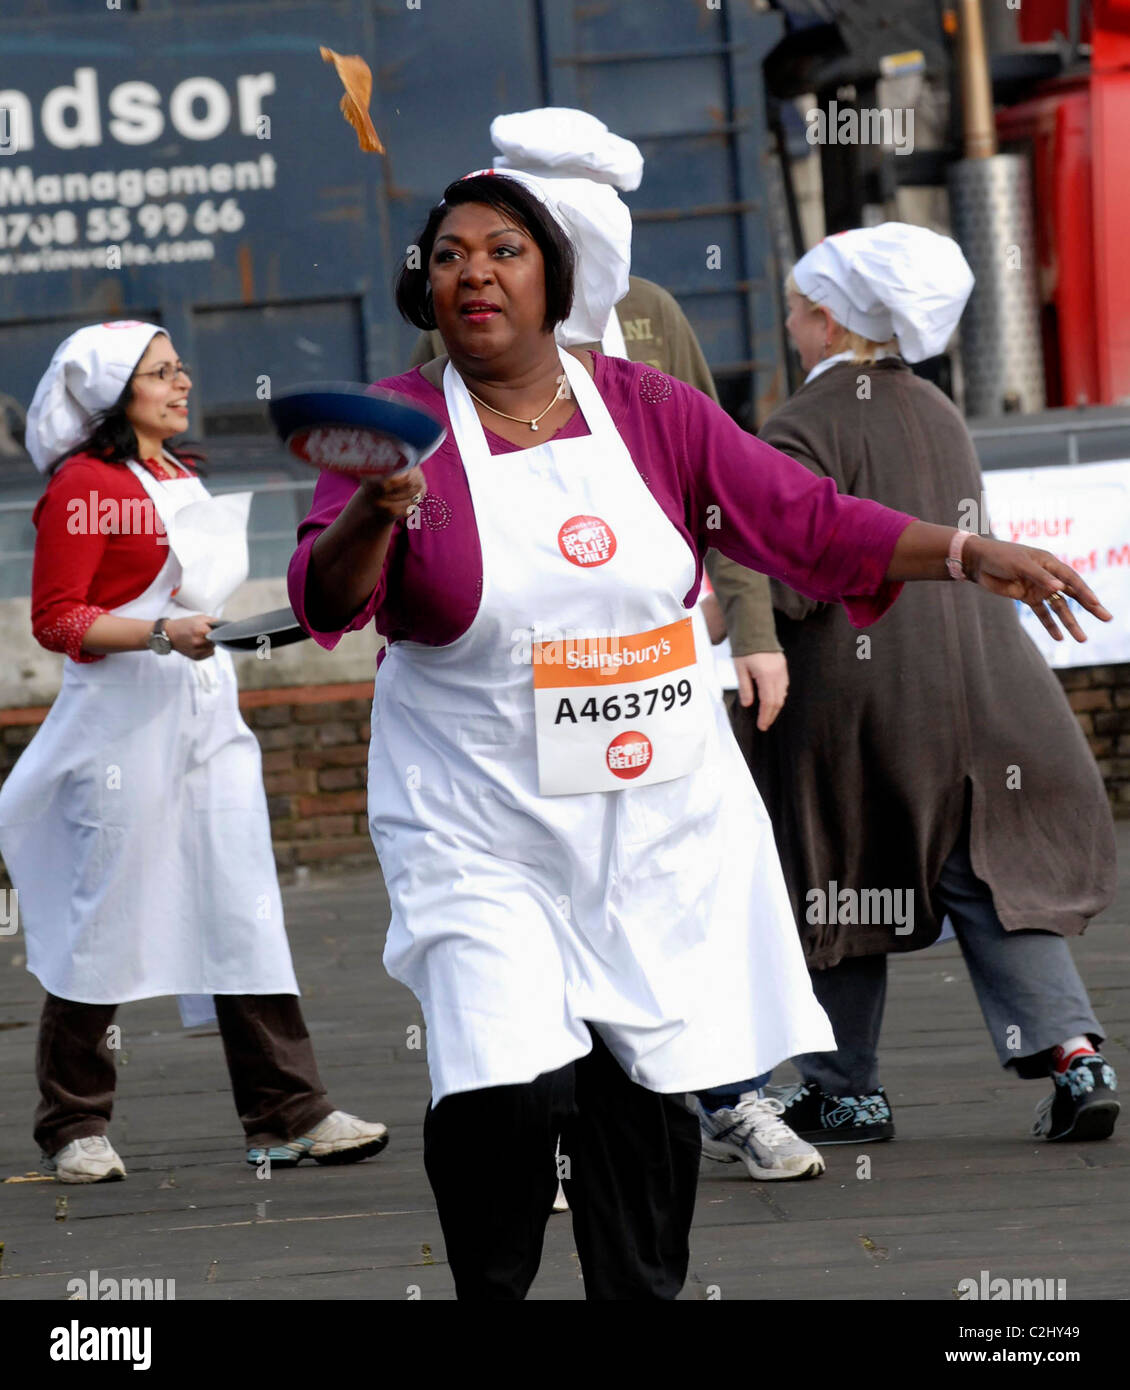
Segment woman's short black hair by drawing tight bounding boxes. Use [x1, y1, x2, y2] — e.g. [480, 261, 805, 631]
[395, 173, 576, 334]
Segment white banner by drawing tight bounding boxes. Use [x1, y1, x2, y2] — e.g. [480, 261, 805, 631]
[980, 460, 1130, 668]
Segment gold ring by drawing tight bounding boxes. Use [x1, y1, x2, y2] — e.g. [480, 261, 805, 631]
[1050, 590, 1071, 603]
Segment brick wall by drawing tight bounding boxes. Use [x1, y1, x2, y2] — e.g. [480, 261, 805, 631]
[242, 682, 376, 876]
[0, 681, 379, 889]
[1055, 665, 1130, 817]
[2, 666, 1129, 892]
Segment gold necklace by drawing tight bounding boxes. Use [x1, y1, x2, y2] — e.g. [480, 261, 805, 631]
[463, 374, 567, 431]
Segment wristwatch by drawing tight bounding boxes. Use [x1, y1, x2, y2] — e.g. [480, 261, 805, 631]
[147, 617, 173, 656]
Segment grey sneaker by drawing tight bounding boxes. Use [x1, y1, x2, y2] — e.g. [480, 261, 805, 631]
[41, 1135, 127, 1184]
[692, 1092, 825, 1180]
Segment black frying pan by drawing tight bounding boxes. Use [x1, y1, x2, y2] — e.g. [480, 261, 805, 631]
[206, 606, 310, 652]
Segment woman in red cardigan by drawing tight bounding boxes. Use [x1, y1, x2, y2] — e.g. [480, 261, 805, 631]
[0, 321, 388, 1183]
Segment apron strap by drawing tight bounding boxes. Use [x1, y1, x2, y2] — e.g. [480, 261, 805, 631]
[599, 309, 628, 360]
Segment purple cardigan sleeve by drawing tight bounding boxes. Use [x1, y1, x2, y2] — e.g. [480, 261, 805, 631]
[287, 470, 382, 651]
[673, 380, 915, 628]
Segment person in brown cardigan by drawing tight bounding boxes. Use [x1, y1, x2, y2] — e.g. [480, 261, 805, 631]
[711, 223, 1119, 1146]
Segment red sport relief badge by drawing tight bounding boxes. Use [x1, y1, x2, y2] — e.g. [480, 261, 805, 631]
[558, 514, 616, 568]
[606, 730, 653, 780]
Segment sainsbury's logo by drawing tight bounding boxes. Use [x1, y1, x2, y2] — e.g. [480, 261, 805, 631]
[565, 636, 671, 674]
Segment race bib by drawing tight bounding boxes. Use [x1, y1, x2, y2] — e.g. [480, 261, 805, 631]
[532, 617, 706, 795]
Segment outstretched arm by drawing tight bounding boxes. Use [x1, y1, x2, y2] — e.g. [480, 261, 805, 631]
[887, 522, 1110, 643]
[676, 380, 1111, 644]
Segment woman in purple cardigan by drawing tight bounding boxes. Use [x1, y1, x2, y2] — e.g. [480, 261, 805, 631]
[287, 173, 1108, 1301]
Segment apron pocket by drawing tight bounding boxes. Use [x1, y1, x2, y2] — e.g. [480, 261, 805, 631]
[616, 766, 720, 847]
[187, 731, 266, 812]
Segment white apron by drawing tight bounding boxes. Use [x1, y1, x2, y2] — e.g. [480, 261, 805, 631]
[0, 458, 298, 1008]
[370, 350, 834, 1102]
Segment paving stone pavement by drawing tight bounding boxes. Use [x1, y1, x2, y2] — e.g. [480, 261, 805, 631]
[1, 826, 1126, 1302]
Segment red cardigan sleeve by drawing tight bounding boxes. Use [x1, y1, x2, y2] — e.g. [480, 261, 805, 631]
[31, 459, 113, 663]
[29, 454, 185, 663]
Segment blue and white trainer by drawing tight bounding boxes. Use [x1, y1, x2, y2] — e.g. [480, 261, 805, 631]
[764, 1080, 895, 1144]
[1033, 1056, 1119, 1142]
[692, 1092, 826, 1180]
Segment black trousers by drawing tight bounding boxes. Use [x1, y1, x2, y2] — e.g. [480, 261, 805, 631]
[423, 1027, 702, 1301]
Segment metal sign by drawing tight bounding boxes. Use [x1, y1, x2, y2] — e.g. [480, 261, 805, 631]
[0, 3, 380, 324]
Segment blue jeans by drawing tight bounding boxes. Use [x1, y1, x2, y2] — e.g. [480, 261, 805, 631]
[695, 1072, 772, 1112]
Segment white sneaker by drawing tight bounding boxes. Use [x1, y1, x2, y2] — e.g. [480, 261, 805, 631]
[41, 1135, 127, 1184]
[692, 1092, 825, 1181]
[305, 1110, 389, 1165]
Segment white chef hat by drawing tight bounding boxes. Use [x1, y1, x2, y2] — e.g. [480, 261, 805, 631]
[792, 223, 974, 363]
[25, 320, 166, 472]
[491, 107, 644, 192]
[456, 167, 632, 348]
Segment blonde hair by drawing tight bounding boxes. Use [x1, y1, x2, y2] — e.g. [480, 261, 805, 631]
[785, 271, 899, 364]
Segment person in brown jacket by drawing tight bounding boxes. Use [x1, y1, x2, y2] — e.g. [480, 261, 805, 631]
[712, 223, 1119, 1145]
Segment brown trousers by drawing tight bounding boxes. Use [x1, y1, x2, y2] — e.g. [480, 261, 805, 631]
[34, 992, 334, 1155]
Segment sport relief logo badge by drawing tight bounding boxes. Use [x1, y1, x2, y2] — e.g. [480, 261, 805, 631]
[558, 515, 617, 568]
[606, 730, 652, 779]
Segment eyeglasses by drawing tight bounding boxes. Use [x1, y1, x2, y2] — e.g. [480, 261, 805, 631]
[135, 362, 192, 384]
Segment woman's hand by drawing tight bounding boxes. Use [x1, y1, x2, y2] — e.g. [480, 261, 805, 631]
[357, 466, 428, 524]
[963, 535, 1112, 642]
[303, 465, 429, 633]
[733, 652, 789, 730]
[166, 614, 219, 661]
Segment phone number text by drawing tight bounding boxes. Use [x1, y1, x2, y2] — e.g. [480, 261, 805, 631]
[0, 199, 244, 248]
